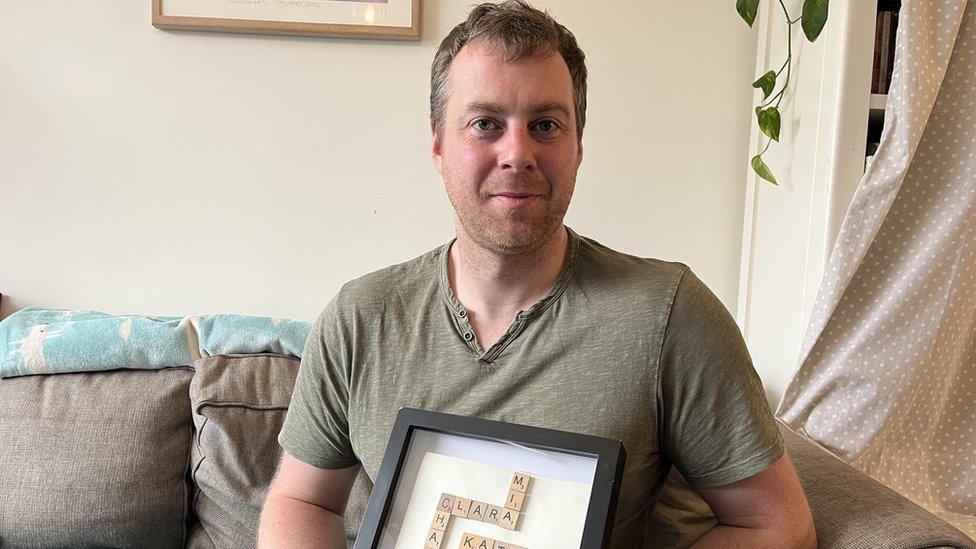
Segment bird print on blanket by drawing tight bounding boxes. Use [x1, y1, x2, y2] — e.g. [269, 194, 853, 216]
[0, 307, 311, 378]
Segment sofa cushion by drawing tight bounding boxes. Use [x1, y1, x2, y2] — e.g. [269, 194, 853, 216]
[344, 468, 373, 548]
[0, 367, 194, 548]
[643, 469, 716, 547]
[186, 354, 372, 549]
[186, 354, 297, 548]
[780, 420, 976, 548]
[642, 420, 976, 548]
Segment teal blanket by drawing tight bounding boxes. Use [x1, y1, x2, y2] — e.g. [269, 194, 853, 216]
[0, 307, 310, 378]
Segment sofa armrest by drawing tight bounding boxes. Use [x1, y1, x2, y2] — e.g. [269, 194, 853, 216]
[778, 420, 974, 548]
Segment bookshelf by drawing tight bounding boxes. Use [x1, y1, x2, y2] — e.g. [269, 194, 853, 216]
[736, 0, 900, 405]
[867, 1, 901, 168]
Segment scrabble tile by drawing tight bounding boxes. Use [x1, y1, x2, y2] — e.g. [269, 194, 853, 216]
[423, 528, 443, 548]
[459, 533, 494, 549]
[452, 497, 472, 518]
[498, 508, 521, 531]
[467, 500, 487, 521]
[431, 510, 451, 531]
[504, 489, 525, 511]
[483, 504, 502, 525]
[437, 493, 456, 514]
[493, 543, 527, 549]
[509, 472, 531, 493]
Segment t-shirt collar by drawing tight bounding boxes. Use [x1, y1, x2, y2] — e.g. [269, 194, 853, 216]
[437, 226, 582, 323]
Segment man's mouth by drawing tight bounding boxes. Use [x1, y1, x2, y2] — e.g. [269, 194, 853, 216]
[490, 192, 542, 206]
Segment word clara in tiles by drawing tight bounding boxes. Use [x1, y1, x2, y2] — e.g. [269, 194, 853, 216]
[392, 452, 592, 549]
[423, 472, 533, 549]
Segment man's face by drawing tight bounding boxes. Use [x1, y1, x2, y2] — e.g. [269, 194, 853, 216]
[432, 41, 583, 256]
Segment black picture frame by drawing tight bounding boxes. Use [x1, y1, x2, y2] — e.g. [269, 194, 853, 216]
[353, 407, 627, 549]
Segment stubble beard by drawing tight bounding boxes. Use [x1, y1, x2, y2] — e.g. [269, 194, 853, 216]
[450, 173, 574, 257]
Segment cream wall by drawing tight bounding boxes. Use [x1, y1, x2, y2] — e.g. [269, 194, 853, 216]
[0, 1, 757, 323]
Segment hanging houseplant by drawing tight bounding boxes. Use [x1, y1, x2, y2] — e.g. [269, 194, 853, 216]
[738, 0, 830, 185]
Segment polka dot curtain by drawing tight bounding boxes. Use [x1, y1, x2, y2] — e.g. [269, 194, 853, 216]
[777, 0, 976, 537]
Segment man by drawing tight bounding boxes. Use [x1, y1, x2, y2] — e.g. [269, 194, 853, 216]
[258, 2, 816, 547]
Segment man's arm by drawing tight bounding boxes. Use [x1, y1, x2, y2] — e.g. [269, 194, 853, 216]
[258, 451, 362, 549]
[691, 453, 816, 548]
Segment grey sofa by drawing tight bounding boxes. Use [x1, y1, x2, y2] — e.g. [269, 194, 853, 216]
[0, 353, 972, 548]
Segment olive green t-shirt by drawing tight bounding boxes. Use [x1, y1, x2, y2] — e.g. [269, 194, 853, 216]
[279, 228, 783, 548]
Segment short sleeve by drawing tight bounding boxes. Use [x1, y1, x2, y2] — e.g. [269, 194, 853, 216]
[278, 297, 360, 469]
[658, 268, 784, 487]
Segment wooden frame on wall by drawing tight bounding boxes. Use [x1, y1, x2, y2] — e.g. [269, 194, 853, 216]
[151, 0, 421, 40]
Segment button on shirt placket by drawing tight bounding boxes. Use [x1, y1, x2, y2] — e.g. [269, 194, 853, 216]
[456, 307, 478, 350]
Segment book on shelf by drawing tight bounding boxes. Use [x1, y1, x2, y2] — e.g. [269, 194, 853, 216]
[885, 11, 898, 90]
[872, 6, 900, 94]
[873, 11, 884, 94]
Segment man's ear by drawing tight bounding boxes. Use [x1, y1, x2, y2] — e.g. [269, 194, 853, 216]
[575, 139, 584, 170]
[431, 121, 443, 175]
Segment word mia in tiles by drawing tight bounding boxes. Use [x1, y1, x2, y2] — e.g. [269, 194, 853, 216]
[422, 472, 533, 549]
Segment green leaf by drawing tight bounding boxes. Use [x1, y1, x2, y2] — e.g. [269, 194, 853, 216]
[801, 0, 829, 42]
[736, 0, 760, 27]
[751, 154, 778, 185]
[752, 70, 776, 100]
[756, 106, 781, 142]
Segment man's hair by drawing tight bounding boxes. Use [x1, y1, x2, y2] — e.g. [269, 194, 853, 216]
[430, 1, 587, 139]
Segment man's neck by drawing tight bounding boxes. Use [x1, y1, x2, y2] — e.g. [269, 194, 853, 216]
[448, 227, 569, 337]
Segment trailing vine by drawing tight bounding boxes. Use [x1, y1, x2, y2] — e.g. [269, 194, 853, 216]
[738, 0, 829, 185]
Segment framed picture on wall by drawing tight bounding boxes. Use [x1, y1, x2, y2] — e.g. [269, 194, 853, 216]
[354, 408, 626, 549]
[151, 0, 420, 40]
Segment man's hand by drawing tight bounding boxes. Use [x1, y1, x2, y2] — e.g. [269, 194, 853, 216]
[691, 453, 816, 548]
[257, 452, 361, 549]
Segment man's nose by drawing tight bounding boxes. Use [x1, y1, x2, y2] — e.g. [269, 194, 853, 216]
[497, 125, 537, 172]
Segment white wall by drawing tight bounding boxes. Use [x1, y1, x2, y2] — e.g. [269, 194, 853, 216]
[0, 1, 757, 323]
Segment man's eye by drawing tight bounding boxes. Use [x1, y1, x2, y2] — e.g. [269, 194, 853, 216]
[533, 120, 559, 132]
[474, 119, 498, 131]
